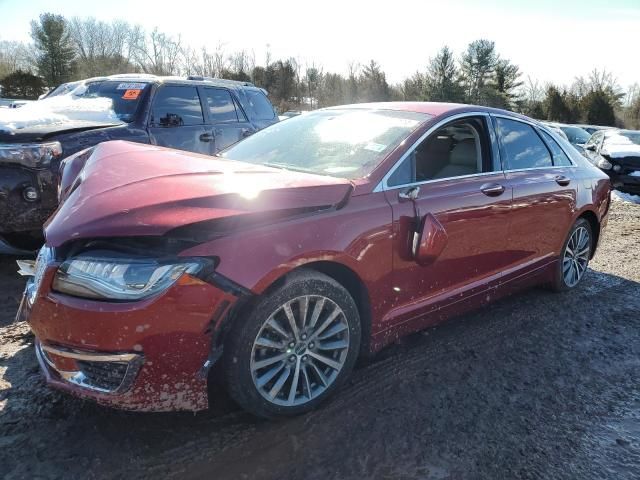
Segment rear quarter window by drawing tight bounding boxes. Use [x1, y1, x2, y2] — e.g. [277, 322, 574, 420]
[243, 90, 275, 121]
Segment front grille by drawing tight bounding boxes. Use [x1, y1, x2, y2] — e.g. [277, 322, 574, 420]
[77, 360, 130, 391]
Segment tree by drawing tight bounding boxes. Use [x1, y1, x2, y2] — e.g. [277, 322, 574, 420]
[0, 70, 46, 99]
[401, 71, 426, 101]
[460, 39, 497, 104]
[491, 58, 523, 108]
[0, 41, 32, 79]
[359, 60, 390, 102]
[30, 13, 76, 87]
[543, 86, 572, 122]
[583, 89, 616, 126]
[424, 46, 464, 102]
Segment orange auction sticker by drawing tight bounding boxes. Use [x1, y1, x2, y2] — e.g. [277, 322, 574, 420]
[122, 89, 141, 100]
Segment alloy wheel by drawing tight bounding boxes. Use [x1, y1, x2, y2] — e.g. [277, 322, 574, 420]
[250, 295, 350, 407]
[563, 226, 591, 288]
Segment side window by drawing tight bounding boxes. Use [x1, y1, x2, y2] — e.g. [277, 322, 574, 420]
[205, 88, 239, 123]
[541, 131, 573, 166]
[495, 117, 552, 170]
[151, 86, 204, 126]
[244, 90, 275, 120]
[388, 118, 489, 187]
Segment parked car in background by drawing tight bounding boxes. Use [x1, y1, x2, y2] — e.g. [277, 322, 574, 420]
[583, 128, 640, 194]
[543, 122, 591, 151]
[278, 110, 303, 121]
[574, 124, 611, 135]
[541, 121, 569, 141]
[18, 102, 610, 418]
[0, 74, 278, 254]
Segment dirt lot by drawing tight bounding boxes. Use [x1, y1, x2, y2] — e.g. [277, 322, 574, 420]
[1, 200, 639, 480]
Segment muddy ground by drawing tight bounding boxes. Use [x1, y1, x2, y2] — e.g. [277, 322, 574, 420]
[1, 201, 639, 480]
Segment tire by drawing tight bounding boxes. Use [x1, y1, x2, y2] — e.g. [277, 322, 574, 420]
[223, 270, 361, 418]
[551, 217, 593, 292]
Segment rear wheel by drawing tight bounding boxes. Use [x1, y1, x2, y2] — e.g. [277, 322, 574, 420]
[223, 270, 361, 418]
[551, 218, 593, 291]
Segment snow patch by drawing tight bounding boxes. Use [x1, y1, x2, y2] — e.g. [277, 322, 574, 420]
[0, 94, 121, 133]
[602, 133, 640, 158]
[628, 171, 640, 177]
[611, 190, 640, 204]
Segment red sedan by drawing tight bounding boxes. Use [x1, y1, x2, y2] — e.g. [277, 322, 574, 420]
[18, 103, 611, 418]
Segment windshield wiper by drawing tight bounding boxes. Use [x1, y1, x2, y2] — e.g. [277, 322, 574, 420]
[262, 162, 321, 175]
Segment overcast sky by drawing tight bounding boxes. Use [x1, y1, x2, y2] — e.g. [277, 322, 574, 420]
[1, 0, 639, 89]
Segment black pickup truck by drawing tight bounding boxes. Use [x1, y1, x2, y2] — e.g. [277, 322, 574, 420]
[0, 74, 278, 254]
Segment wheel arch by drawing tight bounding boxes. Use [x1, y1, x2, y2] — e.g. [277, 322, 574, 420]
[576, 209, 600, 258]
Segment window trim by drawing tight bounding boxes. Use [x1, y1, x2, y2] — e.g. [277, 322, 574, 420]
[148, 83, 205, 127]
[375, 112, 500, 192]
[537, 127, 574, 167]
[203, 86, 240, 124]
[490, 113, 577, 171]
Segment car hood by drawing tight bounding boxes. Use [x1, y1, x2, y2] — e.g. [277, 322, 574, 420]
[0, 120, 124, 142]
[45, 141, 354, 247]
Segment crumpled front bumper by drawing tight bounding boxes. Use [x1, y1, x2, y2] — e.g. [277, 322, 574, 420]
[18, 265, 239, 412]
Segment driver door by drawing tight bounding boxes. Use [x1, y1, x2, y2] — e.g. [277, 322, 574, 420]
[381, 114, 511, 330]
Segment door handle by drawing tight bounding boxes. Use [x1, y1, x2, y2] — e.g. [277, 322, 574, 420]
[241, 128, 254, 138]
[480, 183, 505, 196]
[555, 175, 570, 186]
[199, 133, 213, 142]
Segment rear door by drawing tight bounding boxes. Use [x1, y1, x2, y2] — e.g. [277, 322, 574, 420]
[201, 87, 254, 152]
[382, 114, 511, 330]
[493, 116, 577, 283]
[147, 85, 212, 155]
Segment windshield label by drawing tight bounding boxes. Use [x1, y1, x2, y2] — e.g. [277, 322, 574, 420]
[364, 142, 387, 152]
[116, 82, 147, 90]
[122, 89, 142, 100]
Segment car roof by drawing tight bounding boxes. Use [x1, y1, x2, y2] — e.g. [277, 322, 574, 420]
[325, 101, 534, 122]
[84, 73, 264, 92]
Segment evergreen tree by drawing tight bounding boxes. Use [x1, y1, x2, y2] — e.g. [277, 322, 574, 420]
[583, 89, 616, 126]
[359, 60, 390, 102]
[30, 13, 76, 87]
[460, 39, 497, 104]
[424, 46, 464, 102]
[491, 58, 523, 108]
[543, 86, 571, 122]
[0, 70, 46, 99]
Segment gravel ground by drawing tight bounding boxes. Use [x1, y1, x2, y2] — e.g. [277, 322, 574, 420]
[1, 200, 639, 480]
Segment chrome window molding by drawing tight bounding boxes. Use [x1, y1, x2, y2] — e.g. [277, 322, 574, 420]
[374, 111, 493, 192]
[491, 113, 577, 168]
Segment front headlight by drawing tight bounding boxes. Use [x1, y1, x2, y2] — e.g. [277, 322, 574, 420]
[0, 141, 63, 169]
[52, 252, 209, 301]
[596, 156, 613, 170]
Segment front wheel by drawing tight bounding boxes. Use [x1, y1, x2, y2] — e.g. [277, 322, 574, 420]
[551, 218, 593, 291]
[223, 270, 361, 418]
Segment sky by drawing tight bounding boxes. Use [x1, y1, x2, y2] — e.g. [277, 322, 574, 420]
[1, 0, 639, 89]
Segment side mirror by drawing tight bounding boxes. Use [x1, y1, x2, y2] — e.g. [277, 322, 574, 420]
[412, 213, 448, 265]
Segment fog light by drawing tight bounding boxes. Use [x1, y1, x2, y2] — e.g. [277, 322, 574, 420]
[23, 186, 39, 202]
[613, 165, 622, 172]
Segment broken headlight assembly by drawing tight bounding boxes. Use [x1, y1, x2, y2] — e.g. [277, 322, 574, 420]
[595, 156, 613, 170]
[0, 141, 63, 169]
[52, 252, 210, 301]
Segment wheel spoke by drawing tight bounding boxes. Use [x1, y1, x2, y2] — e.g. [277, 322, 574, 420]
[317, 339, 349, 351]
[266, 318, 289, 339]
[309, 362, 328, 388]
[299, 297, 309, 329]
[268, 365, 292, 399]
[283, 303, 300, 341]
[301, 364, 313, 399]
[254, 337, 286, 350]
[253, 352, 288, 371]
[287, 360, 301, 404]
[256, 362, 286, 388]
[317, 322, 348, 340]
[309, 306, 342, 341]
[309, 351, 342, 371]
[307, 298, 325, 331]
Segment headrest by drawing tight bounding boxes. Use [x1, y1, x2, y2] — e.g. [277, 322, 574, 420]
[449, 139, 476, 166]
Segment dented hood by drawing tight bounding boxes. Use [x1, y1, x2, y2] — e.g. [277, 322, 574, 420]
[45, 141, 353, 247]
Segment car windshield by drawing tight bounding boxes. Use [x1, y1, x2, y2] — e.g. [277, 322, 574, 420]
[560, 126, 591, 144]
[77, 81, 150, 122]
[221, 109, 430, 179]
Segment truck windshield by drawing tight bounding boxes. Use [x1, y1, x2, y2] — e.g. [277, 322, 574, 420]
[78, 81, 150, 122]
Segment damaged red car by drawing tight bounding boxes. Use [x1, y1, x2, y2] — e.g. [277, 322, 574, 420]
[18, 103, 611, 418]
